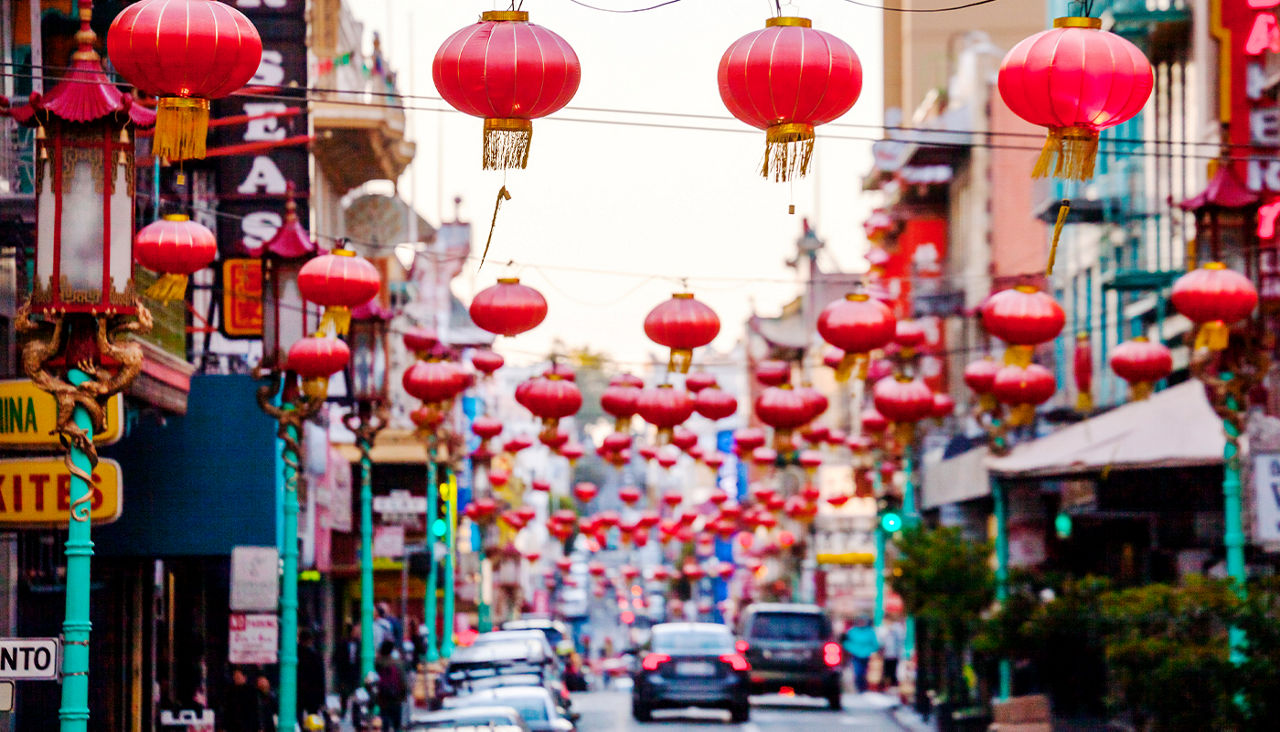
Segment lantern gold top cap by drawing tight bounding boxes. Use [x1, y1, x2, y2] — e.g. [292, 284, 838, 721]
[482, 10, 529, 22]
[767, 16, 812, 28]
[846, 293, 870, 302]
[162, 214, 190, 222]
[673, 292, 694, 299]
[1014, 284, 1040, 294]
[1204, 261, 1227, 270]
[497, 277, 521, 284]
[333, 248, 355, 257]
[1131, 336, 1149, 343]
[1054, 16, 1102, 29]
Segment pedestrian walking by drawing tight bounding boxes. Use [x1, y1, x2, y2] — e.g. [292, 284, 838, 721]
[254, 674, 277, 732]
[297, 628, 327, 722]
[219, 668, 260, 732]
[876, 616, 906, 691]
[843, 616, 880, 694]
[375, 639, 407, 731]
[334, 622, 361, 711]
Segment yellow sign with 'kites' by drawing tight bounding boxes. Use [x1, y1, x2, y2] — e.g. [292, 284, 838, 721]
[0, 457, 123, 526]
[0, 379, 123, 447]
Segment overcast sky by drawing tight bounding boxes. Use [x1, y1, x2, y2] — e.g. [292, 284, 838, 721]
[352, 0, 885, 367]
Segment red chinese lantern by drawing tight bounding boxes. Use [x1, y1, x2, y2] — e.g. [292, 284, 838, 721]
[573, 482, 599, 503]
[600, 380, 642, 432]
[522, 376, 582, 435]
[719, 17, 862, 181]
[635, 385, 696, 439]
[981, 286, 1066, 364]
[827, 494, 851, 508]
[471, 416, 503, 441]
[469, 278, 548, 337]
[671, 427, 698, 451]
[402, 327, 439, 358]
[645, 293, 721, 373]
[504, 435, 534, 454]
[1171, 262, 1258, 351]
[817, 294, 896, 380]
[540, 427, 570, 451]
[685, 372, 717, 393]
[755, 360, 791, 386]
[638, 445, 659, 462]
[531, 478, 551, 493]
[795, 386, 829, 423]
[860, 408, 889, 435]
[133, 215, 217, 303]
[733, 428, 766, 454]
[1074, 332, 1093, 413]
[662, 490, 684, 508]
[992, 364, 1056, 425]
[470, 349, 505, 375]
[801, 424, 829, 444]
[619, 486, 642, 505]
[286, 336, 349, 400]
[403, 360, 467, 407]
[998, 16, 1153, 180]
[107, 0, 263, 161]
[931, 393, 956, 420]
[872, 377, 934, 442]
[751, 447, 778, 467]
[560, 442, 585, 464]
[755, 385, 813, 444]
[695, 387, 738, 421]
[297, 245, 381, 336]
[703, 453, 726, 470]
[894, 320, 928, 351]
[432, 10, 580, 169]
[656, 448, 680, 469]
[964, 357, 1001, 411]
[799, 450, 823, 475]
[603, 432, 632, 453]
[1110, 337, 1172, 401]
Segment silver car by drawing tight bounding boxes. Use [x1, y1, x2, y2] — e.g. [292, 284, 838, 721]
[445, 686, 574, 732]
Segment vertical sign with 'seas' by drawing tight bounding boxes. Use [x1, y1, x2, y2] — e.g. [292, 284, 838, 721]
[1255, 453, 1280, 544]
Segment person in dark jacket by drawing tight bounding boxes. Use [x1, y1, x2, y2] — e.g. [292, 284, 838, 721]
[254, 674, 277, 732]
[375, 639, 407, 731]
[219, 668, 260, 732]
[334, 622, 361, 709]
[296, 628, 327, 722]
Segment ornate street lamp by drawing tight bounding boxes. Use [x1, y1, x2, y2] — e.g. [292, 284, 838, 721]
[340, 299, 391, 679]
[253, 193, 336, 729]
[9, 12, 153, 731]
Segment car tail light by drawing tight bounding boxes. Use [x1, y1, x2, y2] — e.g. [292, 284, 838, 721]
[735, 639, 749, 653]
[720, 653, 751, 671]
[823, 642, 842, 667]
[642, 653, 671, 671]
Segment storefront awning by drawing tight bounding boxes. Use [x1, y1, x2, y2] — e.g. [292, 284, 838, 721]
[923, 446, 991, 508]
[985, 381, 1225, 479]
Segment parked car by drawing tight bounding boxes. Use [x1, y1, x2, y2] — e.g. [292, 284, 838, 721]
[434, 638, 562, 709]
[736, 603, 843, 709]
[501, 617, 576, 656]
[445, 686, 575, 732]
[631, 622, 751, 723]
[409, 704, 529, 730]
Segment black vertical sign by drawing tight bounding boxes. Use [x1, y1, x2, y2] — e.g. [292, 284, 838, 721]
[213, 0, 310, 260]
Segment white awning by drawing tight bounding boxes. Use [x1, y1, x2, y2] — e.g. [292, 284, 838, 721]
[922, 446, 991, 509]
[985, 381, 1226, 479]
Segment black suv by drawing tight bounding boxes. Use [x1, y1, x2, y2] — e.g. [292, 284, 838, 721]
[737, 603, 843, 709]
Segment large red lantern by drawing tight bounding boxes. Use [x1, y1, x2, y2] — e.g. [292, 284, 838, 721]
[107, 0, 262, 162]
[992, 364, 1056, 425]
[817, 294, 896, 380]
[964, 358, 1002, 411]
[981, 286, 1066, 364]
[755, 385, 812, 446]
[432, 10, 581, 169]
[755, 360, 792, 386]
[1110, 338, 1173, 401]
[733, 428, 766, 454]
[645, 293, 720, 373]
[133, 215, 217, 303]
[403, 360, 467, 407]
[635, 385, 696, 439]
[718, 17, 862, 181]
[523, 376, 583, 435]
[872, 377, 934, 444]
[403, 327, 439, 358]
[470, 349, 505, 376]
[694, 387, 738, 421]
[287, 336, 350, 401]
[470, 278, 548, 337]
[601, 380, 642, 432]
[298, 244, 381, 336]
[998, 16, 1152, 180]
[1170, 262, 1258, 351]
[685, 372, 717, 393]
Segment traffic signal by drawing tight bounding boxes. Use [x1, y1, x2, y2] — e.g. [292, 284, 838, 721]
[879, 494, 903, 534]
[432, 472, 452, 540]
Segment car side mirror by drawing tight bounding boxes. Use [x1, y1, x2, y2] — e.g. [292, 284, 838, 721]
[552, 717, 575, 731]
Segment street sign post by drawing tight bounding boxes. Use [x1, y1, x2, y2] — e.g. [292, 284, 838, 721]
[230, 546, 280, 612]
[228, 614, 278, 665]
[0, 637, 60, 680]
[1255, 453, 1280, 544]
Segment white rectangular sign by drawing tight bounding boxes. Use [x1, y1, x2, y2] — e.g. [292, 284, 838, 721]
[230, 546, 279, 612]
[0, 638, 59, 680]
[228, 614, 278, 665]
[1255, 453, 1280, 544]
[0, 680, 13, 711]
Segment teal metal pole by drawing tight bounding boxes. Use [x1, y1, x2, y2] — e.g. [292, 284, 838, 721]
[1222, 377, 1247, 663]
[992, 476, 1012, 700]
[873, 467, 886, 626]
[152, 156, 161, 222]
[902, 445, 917, 658]
[425, 454, 440, 663]
[441, 469, 456, 659]
[57, 369, 94, 732]
[279, 419, 300, 729]
[359, 433, 376, 678]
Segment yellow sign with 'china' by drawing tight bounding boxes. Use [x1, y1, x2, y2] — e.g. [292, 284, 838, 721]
[0, 457, 123, 526]
[0, 380, 123, 448]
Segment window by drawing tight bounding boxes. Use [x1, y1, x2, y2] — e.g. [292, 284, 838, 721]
[652, 630, 734, 654]
[748, 613, 830, 641]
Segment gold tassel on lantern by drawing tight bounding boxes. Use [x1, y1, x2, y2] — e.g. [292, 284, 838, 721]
[302, 377, 329, 402]
[483, 118, 532, 170]
[1195, 321, 1231, 351]
[763, 123, 814, 182]
[1129, 381, 1154, 401]
[1009, 403, 1036, 427]
[893, 422, 915, 448]
[1033, 126, 1099, 181]
[143, 273, 190, 304]
[154, 97, 210, 162]
[1045, 199, 1071, 276]
[1076, 391, 1093, 413]
[319, 306, 352, 337]
[668, 348, 693, 374]
[1004, 345, 1034, 367]
[835, 352, 867, 382]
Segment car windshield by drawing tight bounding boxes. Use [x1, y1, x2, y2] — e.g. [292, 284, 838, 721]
[459, 694, 548, 724]
[413, 710, 519, 728]
[749, 613, 830, 641]
[652, 629, 734, 654]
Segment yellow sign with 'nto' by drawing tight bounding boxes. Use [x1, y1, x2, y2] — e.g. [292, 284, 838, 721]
[0, 380, 123, 448]
[0, 458, 123, 526]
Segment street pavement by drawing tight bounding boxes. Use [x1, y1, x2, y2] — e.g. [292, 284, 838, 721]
[572, 688, 934, 731]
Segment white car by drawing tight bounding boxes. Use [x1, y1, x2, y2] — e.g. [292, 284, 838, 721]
[445, 686, 574, 732]
[410, 704, 530, 730]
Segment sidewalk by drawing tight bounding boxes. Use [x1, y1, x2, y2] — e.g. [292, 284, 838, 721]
[844, 691, 935, 731]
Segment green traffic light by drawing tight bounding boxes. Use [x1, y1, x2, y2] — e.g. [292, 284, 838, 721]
[432, 518, 448, 537]
[1054, 512, 1072, 539]
[880, 512, 903, 533]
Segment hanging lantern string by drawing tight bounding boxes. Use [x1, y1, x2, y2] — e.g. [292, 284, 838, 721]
[1045, 199, 1071, 277]
[479, 185, 513, 272]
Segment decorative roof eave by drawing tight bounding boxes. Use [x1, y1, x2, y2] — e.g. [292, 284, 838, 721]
[253, 190, 318, 259]
[1178, 166, 1258, 213]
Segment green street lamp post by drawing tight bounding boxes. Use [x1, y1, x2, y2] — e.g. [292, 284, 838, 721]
[425, 452, 441, 663]
[341, 300, 392, 678]
[15, 15, 152, 728]
[441, 469, 457, 658]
